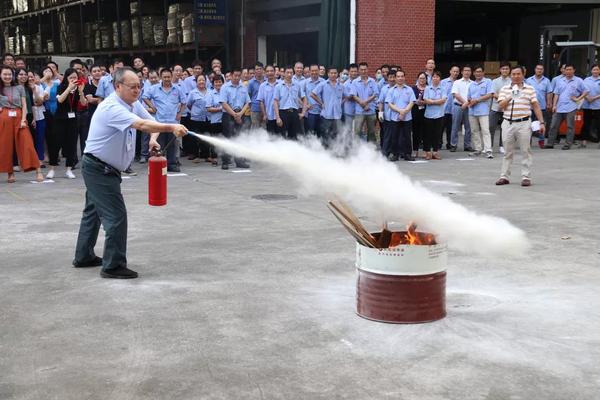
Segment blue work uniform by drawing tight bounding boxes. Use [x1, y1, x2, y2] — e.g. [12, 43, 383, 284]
[248, 77, 265, 113]
[351, 77, 379, 115]
[525, 75, 551, 111]
[256, 80, 279, 121]
[424, 85, 446, 119]
[95, 74, 114, 99]
[467, 78, 493, 116]
[186, 89, 212, 122]
[143, 84, 185, 123]
[554, 76, 587, 113]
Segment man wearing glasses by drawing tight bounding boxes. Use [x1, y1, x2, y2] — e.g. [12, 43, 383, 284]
[73, 67, 188, 279]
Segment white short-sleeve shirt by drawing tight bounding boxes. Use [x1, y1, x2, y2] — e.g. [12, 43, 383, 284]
[84, 92, 154, 171]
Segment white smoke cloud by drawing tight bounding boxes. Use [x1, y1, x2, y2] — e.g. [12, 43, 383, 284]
[189, 129, 529, 257]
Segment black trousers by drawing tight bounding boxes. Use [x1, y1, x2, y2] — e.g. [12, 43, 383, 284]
[424, 117, 444, 152]
[395, 120, 413, 157]
[411, 107, 426, 151]
[443, 113, 452, 147]
[50, 117, 78, 167]
[76, 110, 91, 156]
[266, 119, 281, 135]
[582, 109, 600, 142]
[381, 120, 397, 157]
[280, 109, 301, 140]
[221, 114, 246, 166]
[180, 116, 196, 156]
[188, 119, 211, 158]
[157, 132, 178, 167]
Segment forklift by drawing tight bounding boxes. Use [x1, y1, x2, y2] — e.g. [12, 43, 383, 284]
[539, 25, 600, 137]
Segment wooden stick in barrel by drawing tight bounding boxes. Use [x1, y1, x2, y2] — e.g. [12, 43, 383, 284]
[327, 204, 375, 248]
[328, 200, 378, 247]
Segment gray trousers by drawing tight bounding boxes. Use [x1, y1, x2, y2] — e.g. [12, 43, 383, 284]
[450, 104, 471, 148]
[75, 155, 127, 271]
[354, 113, 377, 142]
[547, 111, 576, 146]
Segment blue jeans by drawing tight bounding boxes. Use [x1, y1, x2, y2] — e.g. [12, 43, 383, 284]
[451, 104, 471, 148]
[75, 154, 127, 271]
[305, 113, 321, 135]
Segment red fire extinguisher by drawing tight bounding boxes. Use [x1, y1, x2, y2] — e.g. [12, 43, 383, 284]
[148, 149, 167, 206]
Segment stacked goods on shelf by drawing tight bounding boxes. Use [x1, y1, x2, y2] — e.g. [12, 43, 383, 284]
[142, 16, 156, 45]
[166, 3, 193, 45]
[32, 33, 42, 54]
[153, 17, 166, 46]
[113, 21, 132, 48]
[182, 13, 194, 43]
[132, 18, 140, 47]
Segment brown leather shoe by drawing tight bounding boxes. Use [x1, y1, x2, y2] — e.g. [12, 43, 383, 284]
[495, 177, 510, 185]
[521, 178, 531, 187]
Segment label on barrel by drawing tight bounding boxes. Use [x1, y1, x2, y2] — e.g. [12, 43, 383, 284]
[162, 167, 167, 176]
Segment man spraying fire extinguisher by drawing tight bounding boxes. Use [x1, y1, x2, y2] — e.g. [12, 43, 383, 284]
[73, 67, 188, 279]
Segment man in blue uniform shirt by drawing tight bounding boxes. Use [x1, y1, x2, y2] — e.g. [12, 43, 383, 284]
[525, 64, 552, 148]
[143, 68, 186, 171]
[303, 64, 325, 135]
[219, 68, 251, 169]
[546, 64, 588, 149]
[257, 65, 280, 135]
[95, 59, 124, 100]
[310, 66, 344, 146]
[74, 67, 187, 279]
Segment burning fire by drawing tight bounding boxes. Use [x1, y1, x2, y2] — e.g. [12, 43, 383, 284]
[327, 198, 437, 248]
[383, 223, 437, 248]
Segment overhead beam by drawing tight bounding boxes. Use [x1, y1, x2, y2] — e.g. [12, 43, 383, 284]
[257, 16, 320, 36]
[248, 0, 321, 13]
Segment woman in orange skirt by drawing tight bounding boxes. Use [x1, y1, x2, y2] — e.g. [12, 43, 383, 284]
[0, 65, 43, 183]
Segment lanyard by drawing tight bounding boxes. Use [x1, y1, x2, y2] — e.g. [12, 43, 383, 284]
[69, 92, 77, 112]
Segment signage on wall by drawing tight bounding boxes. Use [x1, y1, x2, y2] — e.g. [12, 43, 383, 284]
[195, 0, 226, 25]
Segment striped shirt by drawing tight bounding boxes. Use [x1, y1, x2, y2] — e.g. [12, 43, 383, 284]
[497, 83, 537, 120]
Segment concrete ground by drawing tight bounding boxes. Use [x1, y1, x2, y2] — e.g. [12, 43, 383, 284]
[1, 143, 599, 400]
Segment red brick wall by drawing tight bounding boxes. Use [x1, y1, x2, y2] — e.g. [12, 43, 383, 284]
[243, 18, 257, 68]
[355, 0, 435, 84]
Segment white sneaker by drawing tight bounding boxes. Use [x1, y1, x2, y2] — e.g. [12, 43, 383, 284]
[499, 146, 505, 154]
[65, 169, 76, 179]
[486, 151, 494, 159]
[13, 166, 20, 172]
[46, 169, 55, 179]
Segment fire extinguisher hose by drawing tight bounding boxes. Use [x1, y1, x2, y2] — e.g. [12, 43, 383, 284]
[151, 134, 178, 157]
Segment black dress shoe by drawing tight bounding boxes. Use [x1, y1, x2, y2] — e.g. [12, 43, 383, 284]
[449, 146, 457, 152]
[100, 266, 138, 279]
[221, 164, 229, 170]
[404, 155, 416, 161]
[445, 143, 452, 150]
[236, 162, 250, 169]
[167, 165, 181, 173]
[464, 147, 474, 152]
[73, 256, 103, 268]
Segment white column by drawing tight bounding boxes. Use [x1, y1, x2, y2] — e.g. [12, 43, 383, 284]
[350, 0, 356, 63]
[257, 35, 267, 64]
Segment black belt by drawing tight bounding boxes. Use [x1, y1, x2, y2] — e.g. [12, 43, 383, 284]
[281, 108, 299, 113]
[84, 153, 121, 176]
[504, 116, 530, 123]
[453, 102, 462, 106]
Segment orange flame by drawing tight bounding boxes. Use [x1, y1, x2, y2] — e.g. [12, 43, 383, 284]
[386, 222, 437, 247]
